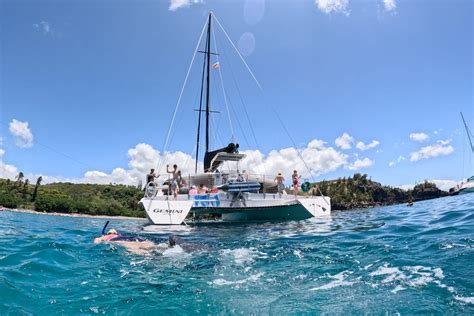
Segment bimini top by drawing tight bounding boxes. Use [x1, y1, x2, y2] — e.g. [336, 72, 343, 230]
[209, 152, 246, 172]
[204, 143, 244, 172]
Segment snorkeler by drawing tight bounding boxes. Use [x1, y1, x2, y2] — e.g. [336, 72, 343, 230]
[94, 221, 157, 255]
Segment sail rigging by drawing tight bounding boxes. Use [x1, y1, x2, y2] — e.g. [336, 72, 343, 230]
[460, 112, 474, 153]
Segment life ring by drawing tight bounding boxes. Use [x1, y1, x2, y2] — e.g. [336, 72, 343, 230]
[145, 182, 158, 198]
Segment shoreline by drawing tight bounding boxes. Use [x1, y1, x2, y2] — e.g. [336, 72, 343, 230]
[0, 207, 146, 221]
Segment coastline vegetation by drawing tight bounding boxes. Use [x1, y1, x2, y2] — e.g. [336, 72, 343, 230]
[309, 173, 448, 210]
[0, 172, 448, 217]
[0, 175, 145, 218]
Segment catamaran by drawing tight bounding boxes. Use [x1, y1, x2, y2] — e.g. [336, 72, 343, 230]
[449, 112, 474, 195]
[140, 12, 331, 225]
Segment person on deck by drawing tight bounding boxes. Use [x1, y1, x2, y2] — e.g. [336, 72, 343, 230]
[189, 185, 198, 195]
[198, 184, 208, 194]
[274, 173, 285, 196]
[146, 169, 157, 184]
[292, 170, 301, 197]
[167, 164, 179, 180]
[210, 186, 219, 194]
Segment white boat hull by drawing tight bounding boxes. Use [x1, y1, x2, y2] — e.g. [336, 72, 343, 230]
[140, 193, 330, 225]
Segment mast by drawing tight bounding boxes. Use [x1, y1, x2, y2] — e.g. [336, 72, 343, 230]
[205, 12, 212, 153]
[461, 112, 474, 153]
[195, 32, 209, 173]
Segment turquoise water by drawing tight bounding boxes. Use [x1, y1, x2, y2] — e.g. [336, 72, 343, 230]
[1, 195, 473, 314]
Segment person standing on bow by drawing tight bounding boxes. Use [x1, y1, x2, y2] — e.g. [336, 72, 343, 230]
[146, 169, 157, 185]
[292, 170, 301, 197]
[274, 172, 285, 197]
[167, 164, 179, 198]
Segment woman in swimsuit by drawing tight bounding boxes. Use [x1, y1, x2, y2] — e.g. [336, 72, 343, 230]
[292, 170, 301, 197]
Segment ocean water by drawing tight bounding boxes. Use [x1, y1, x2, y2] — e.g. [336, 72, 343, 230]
[0, 195, 473, 315]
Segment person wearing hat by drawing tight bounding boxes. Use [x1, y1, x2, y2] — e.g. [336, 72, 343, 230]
[189, 185, 198, 195]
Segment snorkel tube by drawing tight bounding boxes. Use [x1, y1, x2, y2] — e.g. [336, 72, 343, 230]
[101, 221, 110, 235]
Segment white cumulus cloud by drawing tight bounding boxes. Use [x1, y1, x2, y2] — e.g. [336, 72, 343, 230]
[409, 132, 429, 142]
[388, 155, 405, 167]
[437, 139, 452, 146]
[9, 119, 34, 148]
[33, 21, 51, 35]
[398, 179, 457, 192]
[382, 0, 396, 12]
[315, 0, 350, 15]
[0, 149, 19, 180]
[1, 139, 351, 186]
[335, 132, 354, 150]
[346, 157, 374, 170]
[169, 0, 202, 11]
[356, 140, 380, 151]
[238, 139, 348, 178]
[410, 144, 454, 162]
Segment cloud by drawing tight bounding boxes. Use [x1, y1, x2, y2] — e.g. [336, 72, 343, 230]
[238, 139, 348, 178]
[33, 21, 52, 35]
[169, 0, 203, 11]
[437, 139, 452, 146]
[356, 140, 380, 151]
[335, 133, 354, 150]
[398, 179, 457, 192]
[1, 139, 351, 186]
[388, 155, 405, 167]
[346, 157, 374, 170]
[0, 149, 19, 180]
[409, 132, 429, 142]
[382, 0, 396, 12]
[410, 144, 454, 162]
[315, 0, 350, 15]
[9, 119, 34, 148]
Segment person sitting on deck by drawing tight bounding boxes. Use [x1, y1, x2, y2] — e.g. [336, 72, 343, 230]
[210, 186, 219, 194]
[198, 184, 208, 194]
[189, 185, 198, 195]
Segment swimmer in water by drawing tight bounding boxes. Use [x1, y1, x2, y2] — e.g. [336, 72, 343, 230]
[94, 222, 157, 256]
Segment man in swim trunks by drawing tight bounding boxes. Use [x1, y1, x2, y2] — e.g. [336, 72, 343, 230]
[274, 172, 285, 197]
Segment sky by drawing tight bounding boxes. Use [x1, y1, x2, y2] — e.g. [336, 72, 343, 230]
[0, 0, 473, 190]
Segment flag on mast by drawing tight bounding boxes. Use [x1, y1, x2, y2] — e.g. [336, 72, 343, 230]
[212, 62, 220, 69]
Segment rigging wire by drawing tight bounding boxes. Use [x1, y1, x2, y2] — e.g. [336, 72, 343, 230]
[219, 37, 267, 177]
[0, 121, 95, 170]
[211, 24, 235, 142]
[155, 17, 208, 174]
[213, 13, 327, 200]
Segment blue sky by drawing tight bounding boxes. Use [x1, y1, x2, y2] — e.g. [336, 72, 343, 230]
[0, 0, 472, 189]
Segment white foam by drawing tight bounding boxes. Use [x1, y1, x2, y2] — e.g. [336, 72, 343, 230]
[454, 296, 474, 304]
[162, 245, 189, 258]
[211, 272, 265, 287]
[432, 268, 445, 279]
[391, 285, 406, 293]
[293, 249, 303, 259]
[310, 271, 354, 291]
[220, 248, 267, 265]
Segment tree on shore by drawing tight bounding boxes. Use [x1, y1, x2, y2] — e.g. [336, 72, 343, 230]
[32, 176, 43, 202]
[16, 172, 24, 187]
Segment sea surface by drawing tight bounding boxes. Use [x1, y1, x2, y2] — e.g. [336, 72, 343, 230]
[1, 195, 473, 315]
